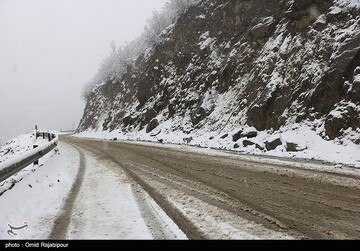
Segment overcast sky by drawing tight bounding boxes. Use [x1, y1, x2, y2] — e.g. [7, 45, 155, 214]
[0, 0, 167, 143]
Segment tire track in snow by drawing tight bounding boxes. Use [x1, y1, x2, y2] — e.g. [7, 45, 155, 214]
[49, 144, 85, 239]
[65, 138, 205, 239]
[64, 137, 360, 239]
[58, 138, 186, 239]
[131, 185, 181, 239]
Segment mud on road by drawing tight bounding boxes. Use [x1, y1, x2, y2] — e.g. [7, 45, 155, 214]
[61, 136, 360, 239]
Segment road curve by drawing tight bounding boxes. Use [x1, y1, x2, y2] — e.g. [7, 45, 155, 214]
[61, 136, 360, 239]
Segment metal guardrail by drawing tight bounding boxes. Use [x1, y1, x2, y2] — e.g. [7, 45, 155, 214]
[0, 133, 58, 183]
[36, 131, 56, 141]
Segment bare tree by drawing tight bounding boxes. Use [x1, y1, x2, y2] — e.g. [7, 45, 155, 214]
[81, 0, 201, 101]
[81, 81, 95, 101]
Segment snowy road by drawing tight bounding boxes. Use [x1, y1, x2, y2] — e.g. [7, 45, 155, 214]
[63, 136, 360, 239]
[49, 142, 186, 240]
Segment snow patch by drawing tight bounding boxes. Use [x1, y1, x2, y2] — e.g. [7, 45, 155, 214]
[0, 142, 79, 239]
[198, 31, 216, 50]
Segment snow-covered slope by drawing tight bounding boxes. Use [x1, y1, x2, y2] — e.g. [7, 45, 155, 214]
[0, 131, 56, 170]
[0, 133, 38, 164]
[77, 0, 360, 166]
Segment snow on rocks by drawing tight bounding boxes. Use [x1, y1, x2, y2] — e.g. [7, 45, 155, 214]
[76, 121, 360, 170]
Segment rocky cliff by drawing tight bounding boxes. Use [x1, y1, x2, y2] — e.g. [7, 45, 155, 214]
[78, 0, 360, 153]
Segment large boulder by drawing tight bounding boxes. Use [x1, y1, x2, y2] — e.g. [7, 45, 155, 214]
[190, 107, 208, 126]
[232, 130, 243, 142]
[265, 138, 282, 151]
[146, 119, 159, 133]
[250, 17, 275, 39]
[243, 131, 258, 138]
[325, 106, 360, 139]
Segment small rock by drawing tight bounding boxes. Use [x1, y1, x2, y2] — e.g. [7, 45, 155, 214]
[232, 130, 243, 142]
[243, 140, 255, 147]
[183, 137, 193, 144]
[255, 144, 264, 151]
[286, 142, 300, 152]
[28, 184, 32, 188]
[234, 143, 240, 149]
[243, 131, 258, 138]
[220, 134, 228, 139]
[335, 164, 343, 169]
[158, 139, 164, 143]
[209, 136, 214, 140]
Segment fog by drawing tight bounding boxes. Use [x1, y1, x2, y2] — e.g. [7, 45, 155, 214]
[0, 0, 167, 144]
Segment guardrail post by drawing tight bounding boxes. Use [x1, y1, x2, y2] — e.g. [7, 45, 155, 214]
[35, 125, 38, 139]
[33, 145, 38, 165]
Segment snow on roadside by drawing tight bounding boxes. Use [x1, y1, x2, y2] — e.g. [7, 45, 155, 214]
[0, 130, 59, 172]
[0, 134, 186, 240]
[67, 147, 186, 239]
[169, 197, 292, 240]
[67, 149, 152, 239]
[0, 132, 43, 165]
[101, 138, 360, 183]
[75, 122, 360, 171]
[74, 127, 360, 239]
[0, 142, 80, 239]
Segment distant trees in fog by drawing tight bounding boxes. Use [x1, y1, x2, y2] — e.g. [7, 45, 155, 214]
[81, 0, 200, 101]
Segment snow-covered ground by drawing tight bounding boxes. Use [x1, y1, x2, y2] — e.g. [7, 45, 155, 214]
[0, 133, 186, 240]
[76, 122, 360, 169]
[1, 128, 359, 239]
[67, 147, 186, 239]
[0, 131, 48, 166]
[0, 142, 79, 239]
[0, 130, 59, 174]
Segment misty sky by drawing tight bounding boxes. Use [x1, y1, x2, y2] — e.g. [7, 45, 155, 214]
[0, 0, 167, 143]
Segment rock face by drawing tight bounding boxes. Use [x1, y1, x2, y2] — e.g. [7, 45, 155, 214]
[78, 0, 360, 145]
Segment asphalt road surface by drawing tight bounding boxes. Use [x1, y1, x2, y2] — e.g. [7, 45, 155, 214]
[60, 136, 360, 239]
